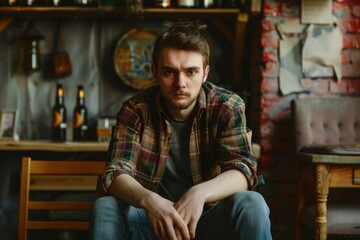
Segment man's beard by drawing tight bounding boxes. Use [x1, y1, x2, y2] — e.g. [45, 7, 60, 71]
[167, 97, 197, 110]
[165, 89, 198, 110]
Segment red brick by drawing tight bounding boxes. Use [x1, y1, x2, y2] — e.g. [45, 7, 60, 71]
[296, 93, 328, 99]
[352, 3, 360, 17]
[348, 79, 360, 93]
[350, 50, 360, 63]
[263, 2, 281, 17]
[260, 94, 295, 121]
[261, 77, 278, 93]
[263, 47, 278, 63]
[301, 78, 330, 94]
[262, 19, 275, 32]
[343, 33, 360, 48]
[260, 122, 275, 138]
[301, 78, 313, 89]
[329, 79, 349, 93]
[333, 1, 352, 18]
[260, 121, 293, 138]
[261, 32, 280, 49]
[262, 62, 279, 78]
[342, 50, 351, 63]
[281, 3, 299, 17]
[342, 63, 360, 77]
[338, 19, 360, 33]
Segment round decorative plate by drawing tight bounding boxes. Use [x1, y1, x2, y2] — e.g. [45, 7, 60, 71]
[114, 28, 158, 90]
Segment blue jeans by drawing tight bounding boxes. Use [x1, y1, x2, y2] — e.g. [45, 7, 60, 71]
[90, 191, 272, 240]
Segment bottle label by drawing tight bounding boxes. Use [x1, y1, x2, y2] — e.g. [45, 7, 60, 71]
[53, 112, 61, 127]
[74, 112, 83, 128]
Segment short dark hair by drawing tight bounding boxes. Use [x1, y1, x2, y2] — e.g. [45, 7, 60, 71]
[152, 20, 210, 68]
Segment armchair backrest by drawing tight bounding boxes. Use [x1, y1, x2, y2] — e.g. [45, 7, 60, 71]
[291, 97, 360, 152]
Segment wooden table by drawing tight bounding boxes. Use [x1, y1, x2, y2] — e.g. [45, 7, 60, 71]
[296, 152, 360, 240]
[0, 140, 109, 191]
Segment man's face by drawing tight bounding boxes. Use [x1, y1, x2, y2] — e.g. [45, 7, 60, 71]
[152, 47, 209, 119]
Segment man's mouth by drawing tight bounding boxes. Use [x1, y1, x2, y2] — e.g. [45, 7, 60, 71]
[173, 92, 189, 98]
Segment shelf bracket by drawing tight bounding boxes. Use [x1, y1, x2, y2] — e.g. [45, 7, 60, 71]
[0, 17, 14, 33]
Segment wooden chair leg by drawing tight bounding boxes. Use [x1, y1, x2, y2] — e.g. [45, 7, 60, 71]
[315, 164, 329, 240]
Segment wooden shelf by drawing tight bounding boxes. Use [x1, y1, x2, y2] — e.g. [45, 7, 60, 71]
[0, 6, 125, 19]
[0, 6, 240, 19]
[0, 6, 246, 83]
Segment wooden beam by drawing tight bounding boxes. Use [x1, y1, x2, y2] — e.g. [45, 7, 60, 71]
[232, 13, 248, 84]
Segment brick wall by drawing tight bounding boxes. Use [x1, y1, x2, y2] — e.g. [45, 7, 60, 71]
[248, 1, 360, 239]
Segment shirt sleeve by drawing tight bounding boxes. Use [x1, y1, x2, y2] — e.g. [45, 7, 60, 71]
[216, 98, 259, 190]
[96, 102, 142, 196]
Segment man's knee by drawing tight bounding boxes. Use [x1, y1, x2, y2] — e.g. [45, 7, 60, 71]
[93, 196, 117, 211]
[230, 191, 270, 219]
[92, 196, 128, 218]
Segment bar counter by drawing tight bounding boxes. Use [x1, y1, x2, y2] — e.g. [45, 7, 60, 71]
[0, 140, 260, 158]
[0, 140, 109, 152]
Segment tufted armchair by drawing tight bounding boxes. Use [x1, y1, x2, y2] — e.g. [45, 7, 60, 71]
[291, 96, 360, 240]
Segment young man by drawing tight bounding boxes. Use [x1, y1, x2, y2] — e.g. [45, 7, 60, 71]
[91, 20, 272, 240]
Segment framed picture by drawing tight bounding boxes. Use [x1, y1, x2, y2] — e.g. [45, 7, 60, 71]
[0, 109, 18, 140]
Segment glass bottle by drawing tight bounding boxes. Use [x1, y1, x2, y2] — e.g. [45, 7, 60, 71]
[73, 85, 88, 141]
[52, 84, 67, 141]
[154, 0, 170, 7]
[177, 0, 194, 7]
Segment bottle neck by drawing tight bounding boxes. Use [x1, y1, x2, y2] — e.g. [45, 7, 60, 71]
[57, 96, 65, 105]
[77, 97, 85, 106]
[76, 87, 85, 106]
[56, 86, 65, 106]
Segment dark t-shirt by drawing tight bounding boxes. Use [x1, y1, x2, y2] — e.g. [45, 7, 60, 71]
[159, 116, 193, 202]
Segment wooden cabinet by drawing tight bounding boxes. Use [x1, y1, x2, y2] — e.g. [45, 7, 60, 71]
[0, 6, 247, 83]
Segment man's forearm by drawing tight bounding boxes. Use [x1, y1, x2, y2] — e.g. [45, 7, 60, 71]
[109, 174, 157, 209]
[193, 169, 248, 203]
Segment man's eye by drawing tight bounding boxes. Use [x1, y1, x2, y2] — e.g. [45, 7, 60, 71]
[163, 70, 175, 77]
[187, 69, 198, 76]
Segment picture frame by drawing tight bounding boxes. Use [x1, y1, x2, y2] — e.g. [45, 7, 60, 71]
[0, 109, 18, 140]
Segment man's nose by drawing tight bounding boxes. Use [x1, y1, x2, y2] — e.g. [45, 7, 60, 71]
[175, 72, 187, 88]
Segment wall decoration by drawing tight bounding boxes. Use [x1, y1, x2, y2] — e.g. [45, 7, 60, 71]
[0, 109, 18, 140]
[114, 28, 158, 90]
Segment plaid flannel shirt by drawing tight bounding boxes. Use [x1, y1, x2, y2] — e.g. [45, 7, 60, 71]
[97, 82, 259, 196]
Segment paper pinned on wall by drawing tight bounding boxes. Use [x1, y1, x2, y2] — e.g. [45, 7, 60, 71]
[277, 19, 307, 95]
[302, 20, 343, 81]
[301, 0, 332, 24]
[279, 37, 304, 95]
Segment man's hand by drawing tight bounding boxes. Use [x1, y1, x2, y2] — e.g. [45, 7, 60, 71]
[174, 186, 207, 239]
[144, 193, 190, 240]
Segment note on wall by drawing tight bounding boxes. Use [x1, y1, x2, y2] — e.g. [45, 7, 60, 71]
[301, 0, 332, 24]
[302, 20, 343, 81]
[277, 19, 307, 95]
